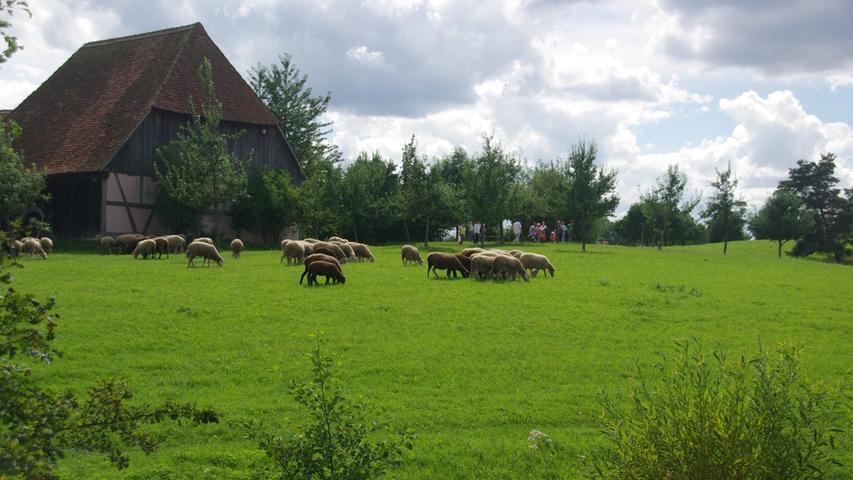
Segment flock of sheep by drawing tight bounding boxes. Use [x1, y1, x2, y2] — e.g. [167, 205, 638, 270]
[9, 236, 53, 259]
[280, 236, 375, 286]
[97, 233, 242, 267]
[401, 244, 555, 282]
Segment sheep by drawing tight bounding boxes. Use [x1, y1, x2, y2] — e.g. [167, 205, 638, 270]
[21, 238, 48, 259]
[152, 237, 170, 259]
[302, 237, 321, 244]
[300, 253, 342, 284]
[98, 236, 115, 254]
[460, 247, 485, 258]
[306, 260, 346, 286]
[230, 239, 244, 259]
[279, 239, 293, 264]
[10, 239, 24, 258]
[301, 241, 315, 256]
[509, 250, 525, 259]
[283, 240, 306, 265]
[331, 241, 356, 260]
[469, 253, 497, 280]
[133, 238, 157, 259]
[186, 241, 224, 267]
[489, 248, 512, 256]
[349, 242, 375, 262]
[165, 235, 186, 253]
[493, 254, 529, 282]
[115, 233, 147, 254]
[39, 237, 54, 254]
[401, 244, 423, 265]
[426, 252, 468, 279]
[194, 237, 214, 245]
[328, 236, 348, 243]
[314, 242, 349, 264]
[520, 252, 555, 278]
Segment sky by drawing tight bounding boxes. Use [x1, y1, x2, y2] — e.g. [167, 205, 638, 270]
[2, 0, 852, 214]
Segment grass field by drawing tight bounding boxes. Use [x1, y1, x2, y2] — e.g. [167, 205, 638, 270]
[11, 240, 853, 479]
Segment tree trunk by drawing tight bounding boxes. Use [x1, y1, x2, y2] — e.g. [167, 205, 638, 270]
[403, 219, 410, 243]
[582, 241, 587, 252]
[423, 218, 430, 248]
[778, 240, 783, 258]
[499, 222, 503, 243]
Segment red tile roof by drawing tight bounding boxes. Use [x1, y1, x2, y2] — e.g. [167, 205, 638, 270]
[8, 23, 279, 174]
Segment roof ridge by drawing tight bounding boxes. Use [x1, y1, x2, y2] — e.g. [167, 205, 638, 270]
[82, 22, 200, 48]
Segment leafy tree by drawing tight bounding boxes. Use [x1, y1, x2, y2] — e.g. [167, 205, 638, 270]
[462, 135, 521, 247]
[154, 57, 250, 239]
[249, 339, 415, 479]
[432, 147, 470, 241]
[615, 203, 647, 246]
[0, 119, 46, 228]
[750, 189, 814, 258]
[232, 169, 301, 244]
[0, 238, 218, 478]
[395, 136, 452, 246]
[563, 140, 619, 251]
[702, 163, 747, 254]
[298, 150, 345, 239]
[515, 162, 568, 226]
[779, 153, 850, 263]
[339, 152, 398, 243]
[641, 165, 699, 249]
[250, 54, 333, 176]
[1, 0, 29, 64]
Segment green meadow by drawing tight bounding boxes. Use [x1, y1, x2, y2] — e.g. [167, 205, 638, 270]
[11, 240, 852, 479]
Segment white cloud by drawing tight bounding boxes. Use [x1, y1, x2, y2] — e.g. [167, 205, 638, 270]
[345, 45, 395, 71]
[827, 74, 853, 91]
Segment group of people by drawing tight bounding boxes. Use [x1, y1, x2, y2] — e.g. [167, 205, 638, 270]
[514, 220, 572, 243]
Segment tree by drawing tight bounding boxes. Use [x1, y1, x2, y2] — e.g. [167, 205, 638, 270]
[395, 136, 452, 247]
[0, 119, 46, 229]
[0, 237, 217, 478]
[515, 162, 568, 226]
[250, 54, 333, 176]
[563, 140, 619, 251]
[1, 0, 29, 64]
[462, 135, 521, 247]
[641, 165, 699, 250]
[702, 162, 747, 254]
[750, 189, 814, 258]
[154, 57, 250, 239]
[298, 149, 345, 239]
[432, 147, 470, 242]
[339, 152, 398, 243]
[615, 203, 647, 246]
[232, 169, 301, 244]
[779, 153, 850, 263]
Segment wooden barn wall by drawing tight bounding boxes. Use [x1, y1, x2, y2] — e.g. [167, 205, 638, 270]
[106, 108, 302, 182]
[45, 173, 102, 238]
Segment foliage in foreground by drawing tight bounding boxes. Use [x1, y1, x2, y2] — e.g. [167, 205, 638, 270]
[247, 339, 415, 479]
[586, 340, 846, 480]
[0, 237, 218, 479]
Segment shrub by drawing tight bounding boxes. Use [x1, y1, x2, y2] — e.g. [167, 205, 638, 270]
[585, 340, 846, 480]
[247, 339, 415, 479]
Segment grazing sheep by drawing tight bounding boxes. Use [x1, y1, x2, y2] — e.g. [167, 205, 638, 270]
[133, 239, 157, 259]
[186, 241, 224, 267]
[230, 239, 244, 259]
[301, 241, 315, 256]
[10, 239, 24, 258]
[279, 239, 293, 264]
[470, 253, 497, 280]
[328, 236, 348, 243]
[489, 248, 512, 256]
[426, 252, 468, 279]
[460, 247, 485, 258]
[401, 245, 423, 265]
[39, 237, 53, 254]
[115, 233, 147, 254]
[331, 241, 356, 260]
[520, 252, 555, 277]
[451, 254, 472, 278]
[152, 237, 170, 259]
[349, 242, 375, 262]
[509, 250, 525, 259]
[165, 235, 186, 253]
[21, 238, 48, 259]
[300, 253, 342, 284]
[314, 242, 349, 264]
[194, 237, 214, 245]
[283, 240, 306, 265]
[493, 254, 529, 282]
[306, 260, 346, 286]
[98, 236, 115, 254]
[302, 237, 321, 244]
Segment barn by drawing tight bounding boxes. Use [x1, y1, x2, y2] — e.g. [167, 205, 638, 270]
[7, 23, 303, 238]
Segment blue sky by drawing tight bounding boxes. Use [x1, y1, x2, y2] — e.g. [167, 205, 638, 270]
[1, 0, 851, 213]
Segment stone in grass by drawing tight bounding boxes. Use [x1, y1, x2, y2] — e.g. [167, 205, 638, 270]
[528, 429, 552, 450]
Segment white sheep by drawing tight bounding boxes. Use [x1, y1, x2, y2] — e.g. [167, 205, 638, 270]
[230, 239, 244, 259]
[283, 240, 306, 265]
[186, 241, 224, 267]
[165, 235, 186, 253]
[21, 238, 48, 259]
[348, 242, 375, 262]
[469, 253, 496, 280]
[302, 237, 321, 244]
[98, 236, 115, 254]
[520, 252, 555, 277]
[493, 254, 529, 282]
[194, 237, 214, 245]
[10, 239, 24, 258]
[39, 237, 53, 254]
[133, 238, 157, 259]
[328, 236, 348, 243]
[401, 244, 423, 265]
[331, 241, 356, 260]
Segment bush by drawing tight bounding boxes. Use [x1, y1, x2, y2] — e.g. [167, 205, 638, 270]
[585, 340, 846, 480]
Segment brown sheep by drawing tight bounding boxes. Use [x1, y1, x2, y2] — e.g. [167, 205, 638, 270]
[470, 254, 497, 280]
[460, 247, 485, 257]
[300, 254, 342, 284]
[186, 241, 224, 267]
[313, 242, 348, 264]
[98, 236, 115, 254]
[115, 233, 147, 254]
[493, 254, 529, 282]
[283, 241, 306, 265]
[450, 254, 472, 278]
[426, 252, 468, 279]
[401, 244, 423, 265]
[307, 260, 346, 286]
[349, 242, 374, 262]
[133, 239, 157, 259]
[301, 241, 315, 256]
[230, 239, 244, 259]
[39, 237, 53, 254]
[331, 241, 356, 259]
[152, 237, 170, 259]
